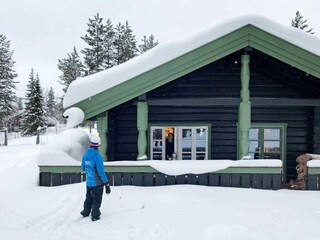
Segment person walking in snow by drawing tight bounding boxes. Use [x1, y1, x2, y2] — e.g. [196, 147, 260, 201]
[80, 135, 110, 221]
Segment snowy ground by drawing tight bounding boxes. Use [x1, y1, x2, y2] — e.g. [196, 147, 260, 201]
[1, 133, 320, 240]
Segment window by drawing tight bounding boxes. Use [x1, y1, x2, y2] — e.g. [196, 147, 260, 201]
[249, 127, 282, 160]
[150, 126, 209, 160]
[263, 128, 281, 159]
[238, 123, 287, 180]
[151, 128, 164, 160]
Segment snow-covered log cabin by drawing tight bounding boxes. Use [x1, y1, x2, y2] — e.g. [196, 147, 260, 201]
[46, 15, 320, 187]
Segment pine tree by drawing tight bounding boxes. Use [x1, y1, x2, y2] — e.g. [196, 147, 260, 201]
[291, 10, 315, 34]
[17, 97, 23, 112]
[21, 68, 46, 136]
[81, 13, 108, 75]
[76, 14, 158, 76]
[104, 19, 116, 69]
[113, 22, 125, 66]
[114, 21, 137, 65]
[138, 34, 159, 54]
[55, 97, 65, 124]
[57, 47, 84, 93]
[122, 21, 138, 63]
[44, 87, 57, 126]
[0, 34, 18, 130]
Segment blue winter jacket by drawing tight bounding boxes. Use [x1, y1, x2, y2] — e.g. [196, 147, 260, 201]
[81, 147, 108, 187]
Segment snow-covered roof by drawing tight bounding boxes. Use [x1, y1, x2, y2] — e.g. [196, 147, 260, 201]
[63, 15, 320, 108]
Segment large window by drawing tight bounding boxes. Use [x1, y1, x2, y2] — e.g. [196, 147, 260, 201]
[238, 123, 287, 180]
[249, 128, 281, 160]
[150, 126, 209, 160]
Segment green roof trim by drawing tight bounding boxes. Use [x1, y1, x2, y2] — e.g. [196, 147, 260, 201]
[70, 25, 320, 120]
[39, 165, 281, 174]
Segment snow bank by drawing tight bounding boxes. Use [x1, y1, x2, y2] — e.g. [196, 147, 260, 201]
[37, 127, 281, 173]
[307, 160, 320, 167]
[106, 159, 282, 175]
[63, 14, 320, 108]
[63, 107, 85, 129]
[37, 129, 90, 166]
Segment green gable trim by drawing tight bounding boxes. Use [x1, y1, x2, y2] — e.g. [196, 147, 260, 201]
[69, 25, 320, 120]
[248, 26, 320, 78]
[73, 27, 251, 119]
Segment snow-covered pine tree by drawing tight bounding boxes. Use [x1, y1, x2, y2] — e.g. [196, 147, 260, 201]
[114, 21, 138, 65]
[17, 97, 23, 112]
[0, 34, 18, 130]
[291, 10, 314, 34]
[138, 34, 159, 54]
[122, 21, 138, 63]
[55, 97, 65, 125]
[44, 87, 57, 126]
[81, 13, 108, 75]
[53, 93, 64, 126]
[57, 47, 84, 93]
[113, 22, 125, 66]
[104, 19, 116, 69]
[21, 69, 46, 136]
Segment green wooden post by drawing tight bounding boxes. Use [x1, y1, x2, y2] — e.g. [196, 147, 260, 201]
[137, 101, 148, 160]
[238, 54, 251, 159]
[97, 112, 108, 161]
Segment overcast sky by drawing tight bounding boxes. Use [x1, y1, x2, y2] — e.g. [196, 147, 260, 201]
[1, 0, 319, 98]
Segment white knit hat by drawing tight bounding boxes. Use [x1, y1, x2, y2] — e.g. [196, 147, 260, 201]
[90, 135, 101, 147]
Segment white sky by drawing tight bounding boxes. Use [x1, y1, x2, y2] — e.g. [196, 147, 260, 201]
[1, 0, 320, 98]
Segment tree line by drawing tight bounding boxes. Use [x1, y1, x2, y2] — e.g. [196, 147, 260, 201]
[0, 13, 158, 137]
[58, 13, 158, 94]
[0, 11, 316, 137]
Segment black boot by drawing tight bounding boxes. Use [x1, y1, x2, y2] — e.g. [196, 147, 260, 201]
[80, 210, 90, 217]
[91, 216, 100, 221]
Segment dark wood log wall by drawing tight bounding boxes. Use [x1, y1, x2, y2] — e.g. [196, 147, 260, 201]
[314, 107, 320, 152]
[252, 106, 313, 181]
[108, 49, 318, 182]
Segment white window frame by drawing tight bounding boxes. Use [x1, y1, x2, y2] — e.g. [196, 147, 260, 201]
[150, 126, 208, 160]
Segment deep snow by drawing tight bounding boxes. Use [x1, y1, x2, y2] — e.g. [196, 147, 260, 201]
[1, 133, 320, 240]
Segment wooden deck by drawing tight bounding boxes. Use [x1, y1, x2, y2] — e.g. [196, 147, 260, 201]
[39, 161, 282, 190]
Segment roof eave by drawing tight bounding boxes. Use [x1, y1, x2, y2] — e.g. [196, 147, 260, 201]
[70, 25, 320, 120]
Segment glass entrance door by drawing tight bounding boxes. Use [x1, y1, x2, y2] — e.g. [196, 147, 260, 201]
[150, 126, 208, 160]
[179, 127, 208, 160]
[151, 127, 175, 160]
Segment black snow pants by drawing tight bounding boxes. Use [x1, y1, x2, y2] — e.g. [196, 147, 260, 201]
[82, 185, 104, 218]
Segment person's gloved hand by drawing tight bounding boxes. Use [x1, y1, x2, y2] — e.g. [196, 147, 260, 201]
[105, 182, 111, 194]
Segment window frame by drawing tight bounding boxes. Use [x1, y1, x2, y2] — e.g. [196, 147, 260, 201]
[237, 123, 287, 180]
[149, 124, 211, 160]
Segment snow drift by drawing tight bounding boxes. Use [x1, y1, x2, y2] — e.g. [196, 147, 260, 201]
[37, 129, 89, 166]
